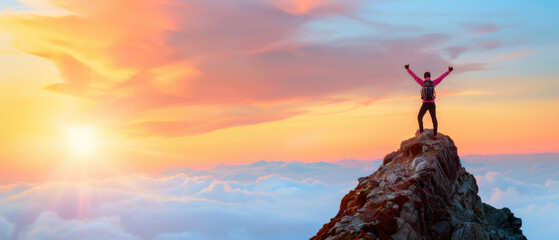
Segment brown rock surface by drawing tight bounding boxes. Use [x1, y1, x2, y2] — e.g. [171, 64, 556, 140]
[311, 130, 526, 240]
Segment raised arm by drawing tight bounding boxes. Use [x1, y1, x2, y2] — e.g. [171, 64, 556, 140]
[433, 66, 453, 86]
[405, 64, 424, 86]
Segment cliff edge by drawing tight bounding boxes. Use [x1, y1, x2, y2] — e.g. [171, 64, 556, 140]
[311, 130, 526, 240]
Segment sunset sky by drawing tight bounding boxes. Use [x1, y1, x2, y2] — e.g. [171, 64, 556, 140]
[1, 1, 559, 240]
[0, 0, 558, 182]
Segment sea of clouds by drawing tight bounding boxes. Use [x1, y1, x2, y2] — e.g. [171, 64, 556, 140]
[0, 154, 557, 239]
[462, 153, 559, 239]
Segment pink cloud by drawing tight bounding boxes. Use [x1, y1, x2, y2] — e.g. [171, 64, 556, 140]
[444, 46, 468, 59]
[476, 39, 502, 50]
[489, 187, 524, 205]
[463, 22, 512, 35]
[121, 106, 304, 137]
[0, 0, 487, 137]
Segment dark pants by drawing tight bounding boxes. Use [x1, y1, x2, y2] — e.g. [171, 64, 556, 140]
[418, 102, 438, 135]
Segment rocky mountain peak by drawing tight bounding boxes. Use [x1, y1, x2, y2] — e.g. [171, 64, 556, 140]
[311, 130, 526, 240]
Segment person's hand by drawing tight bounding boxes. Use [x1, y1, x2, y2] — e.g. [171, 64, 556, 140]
[448, 66, 453, 72]
[405, 64, 409, 69]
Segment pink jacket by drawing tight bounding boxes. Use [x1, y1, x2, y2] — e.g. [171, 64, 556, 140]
[407, 68, 450, 102]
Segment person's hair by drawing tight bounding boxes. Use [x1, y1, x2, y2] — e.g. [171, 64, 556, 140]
[424, 72, 431, 78]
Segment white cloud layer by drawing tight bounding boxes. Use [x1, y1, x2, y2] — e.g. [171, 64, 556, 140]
[462, 153, 559, 240]
[0, 154, 557, 240]
[0, 160, 377, 240]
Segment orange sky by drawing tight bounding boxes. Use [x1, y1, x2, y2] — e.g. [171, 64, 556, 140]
[0, 0, 558, 183]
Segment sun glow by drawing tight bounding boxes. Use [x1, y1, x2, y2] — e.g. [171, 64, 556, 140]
[65, 126, 98, 156]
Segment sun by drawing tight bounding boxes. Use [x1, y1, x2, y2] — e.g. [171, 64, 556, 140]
[65, 126, 98, 156]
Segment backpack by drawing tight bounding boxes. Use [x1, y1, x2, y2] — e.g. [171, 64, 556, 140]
[421, 80, 436, 100]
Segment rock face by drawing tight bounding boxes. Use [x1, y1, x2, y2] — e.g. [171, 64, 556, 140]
[311, 130, 526, 240]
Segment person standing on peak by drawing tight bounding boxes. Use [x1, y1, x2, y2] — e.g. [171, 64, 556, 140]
[405, 64, 453, 139]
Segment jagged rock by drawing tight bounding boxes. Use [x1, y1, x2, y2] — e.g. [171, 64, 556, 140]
[311, 129, 526, 240]
[483, 204, 526, 240]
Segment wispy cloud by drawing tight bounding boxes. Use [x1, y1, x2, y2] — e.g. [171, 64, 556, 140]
[461, 22, 513, 35]
[0, 0, 493, 137]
